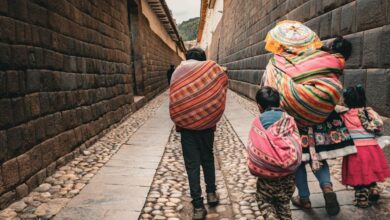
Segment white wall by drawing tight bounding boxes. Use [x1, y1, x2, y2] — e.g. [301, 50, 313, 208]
[199, 0, 223, 53]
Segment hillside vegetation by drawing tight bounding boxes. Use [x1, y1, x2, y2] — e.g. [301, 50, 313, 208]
[178, 17, 200, 41]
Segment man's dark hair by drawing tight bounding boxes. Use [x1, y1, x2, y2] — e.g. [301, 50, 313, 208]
[186, 48, 207, 61]
[256, 86, 280, 110]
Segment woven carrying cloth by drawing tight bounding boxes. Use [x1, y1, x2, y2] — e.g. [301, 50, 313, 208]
[169, 60, 228, 130]
[246, 113, 302, 178]
[265, 20, 323, 54]
[261, 50, 345, 127]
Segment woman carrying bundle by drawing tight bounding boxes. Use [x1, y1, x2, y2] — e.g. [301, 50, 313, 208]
[261, 20, 355, 216]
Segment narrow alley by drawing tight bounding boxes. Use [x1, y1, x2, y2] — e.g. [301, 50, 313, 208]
[1, 0, 390, 220]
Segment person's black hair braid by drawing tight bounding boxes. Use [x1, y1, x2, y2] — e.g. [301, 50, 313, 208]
[355, 85, 371, 121]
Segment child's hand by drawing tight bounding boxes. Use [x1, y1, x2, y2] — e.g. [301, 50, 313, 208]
[335, 105, 348, 113]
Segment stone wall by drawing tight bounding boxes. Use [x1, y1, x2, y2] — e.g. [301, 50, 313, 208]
[0, 0, 182, 208]
[139, 14, 182, 100]
[209, 0, 390, 117]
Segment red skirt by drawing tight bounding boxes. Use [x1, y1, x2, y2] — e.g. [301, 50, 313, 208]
[342, 145, 390, 186]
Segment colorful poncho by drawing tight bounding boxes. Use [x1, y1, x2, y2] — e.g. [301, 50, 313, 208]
[261, 49, 345, 127]
[246, 113, 302, 178]
[169, 60, 228, 130]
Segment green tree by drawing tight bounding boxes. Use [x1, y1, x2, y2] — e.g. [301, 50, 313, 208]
[178, 17, 200, 41]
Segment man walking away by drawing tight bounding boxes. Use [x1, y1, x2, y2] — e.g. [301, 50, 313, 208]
[169, 48, 228, 220]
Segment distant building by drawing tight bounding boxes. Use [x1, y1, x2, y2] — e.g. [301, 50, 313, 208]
[184, 40, 198, 50]
[197, 0, 224, 58]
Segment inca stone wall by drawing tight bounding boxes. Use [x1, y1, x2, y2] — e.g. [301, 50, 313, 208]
[209, 0, 390, 117]
[139, 15, 182, 100]
[0, 0, 181, 208]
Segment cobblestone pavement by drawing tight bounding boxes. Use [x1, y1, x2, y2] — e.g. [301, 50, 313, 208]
[229, 91, 390, 219]
[140, 90, 390, 220]
[3, 90, 390, 220]
[0, 93, 167, 220]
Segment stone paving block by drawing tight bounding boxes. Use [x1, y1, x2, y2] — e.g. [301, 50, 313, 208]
[291, 190, 354, 209]
[53, 206, 108, 220]
[292, 204, 385, 219]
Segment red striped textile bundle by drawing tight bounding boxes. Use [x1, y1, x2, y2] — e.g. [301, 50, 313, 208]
[169, 60, 228, 130]
[262, 50, 344, 127]
[246, 113, 302, 178]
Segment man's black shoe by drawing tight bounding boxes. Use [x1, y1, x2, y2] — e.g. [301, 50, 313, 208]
[207, 192, 219, 207]
[193, 207, 207, 220]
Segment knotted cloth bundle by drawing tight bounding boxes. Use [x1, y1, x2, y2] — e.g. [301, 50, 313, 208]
[169, 60, 228, 130]
[246, 113, 302, 178]
[262, 50, 345, 127]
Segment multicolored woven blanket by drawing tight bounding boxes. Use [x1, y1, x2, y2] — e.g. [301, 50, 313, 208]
[261, 50, 345, 127]
[246, 113, 302, 178]
[169, 60, 228, 130]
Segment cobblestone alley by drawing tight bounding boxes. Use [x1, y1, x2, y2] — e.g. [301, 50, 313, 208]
[1, 0, 390, 220]
[1, 91, 389, 220]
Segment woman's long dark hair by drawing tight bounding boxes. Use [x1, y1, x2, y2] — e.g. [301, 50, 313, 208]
[343, 85, 370, 120]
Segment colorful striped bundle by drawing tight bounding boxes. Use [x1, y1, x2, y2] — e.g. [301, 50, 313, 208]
[169, 60, 228, 130]
[246, 113, 302, 178]
[261, 50, 345, 127]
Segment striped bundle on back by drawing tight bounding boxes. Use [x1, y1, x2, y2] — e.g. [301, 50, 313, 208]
[246, 113, 302, 178]
[169, 60, 228, 130]
[262, 50, 344, 127]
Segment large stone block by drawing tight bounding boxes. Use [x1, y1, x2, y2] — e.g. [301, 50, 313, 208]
[26, 69, 41, 93]
[319, 12, 332, 39]
[0, 191, 16, 209]
[11, 97, 26, 125]
[16, 153, 31, 181]
[343, 69, 367, 88]
[380, 25, 390, 67]
[6, 70, 21, 95]
[7, 0, 28, 21]
[0, 131, 7, 163]
[22, 122, 35, 149]
[1, 158, 20, 188]
[0, 0, 7, 14]
[6, 125, 26, 158]
[26, 144, 43, 174]
[362, 27, 382, 68]
[331, 8, 341, 37]
[356, 0, 387, 31]
[340, 2, 356, 35]
[25, 93, 41, 118]
[365, 69, 389, 117]
[0, 15, 15, 43]
[0, 98, 14, 128]
[344, 32, 363, 68]
[0, 43, 11, 69]
[27, 1, 48, 27]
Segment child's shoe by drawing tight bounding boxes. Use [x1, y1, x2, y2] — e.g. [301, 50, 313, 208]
[291, 196, 312, 209]
[354, 188, 371, 208]
[369, 187, 380, 203]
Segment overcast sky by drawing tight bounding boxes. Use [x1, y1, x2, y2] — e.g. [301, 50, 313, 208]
[166, 0, 201, 24]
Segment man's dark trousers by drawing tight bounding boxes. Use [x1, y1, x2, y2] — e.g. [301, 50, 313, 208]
[180, 128, 216, 208]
